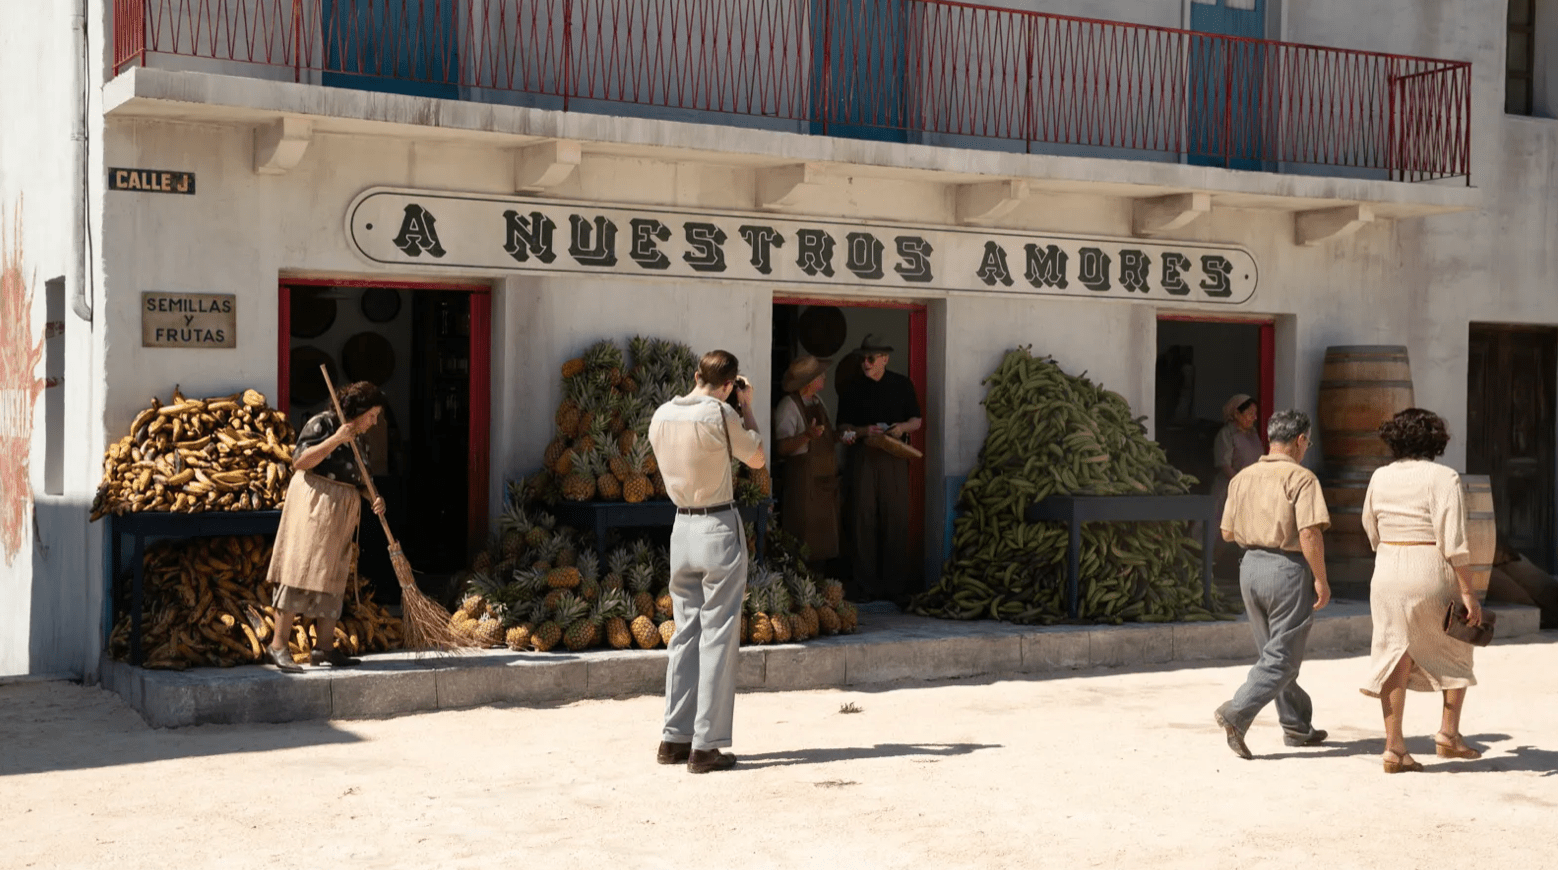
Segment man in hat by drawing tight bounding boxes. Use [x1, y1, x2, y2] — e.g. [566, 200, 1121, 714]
[836, 335, 922, 605]
[775, 355, 843, 569]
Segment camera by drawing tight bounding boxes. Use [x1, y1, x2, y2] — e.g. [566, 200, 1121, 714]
[727, 375, 751, 410]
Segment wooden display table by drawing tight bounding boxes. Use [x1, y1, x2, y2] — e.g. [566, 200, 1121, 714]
[1025, 495, 1216, 618]
[546, 500, 772, 562]
[107, 510, 283, 666]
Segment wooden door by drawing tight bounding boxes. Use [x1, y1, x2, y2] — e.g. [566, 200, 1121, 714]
[1467, 325, 1556, 570]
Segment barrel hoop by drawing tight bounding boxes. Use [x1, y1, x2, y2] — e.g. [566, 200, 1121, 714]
[1318, 380, 1415, 389]
[1324, 346, 1410, 355]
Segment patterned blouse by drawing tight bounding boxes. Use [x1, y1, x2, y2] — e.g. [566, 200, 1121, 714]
[295, 410, 371, 489]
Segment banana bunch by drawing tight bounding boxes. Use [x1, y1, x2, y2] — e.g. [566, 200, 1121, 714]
[91, 387, 296, 520]
[106, 535, 402, 669]
[911, 346, 1230, 625]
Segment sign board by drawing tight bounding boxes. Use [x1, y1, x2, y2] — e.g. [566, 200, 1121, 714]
[109, 168, 196, 195]
[347, 188, 1257, 304]
[141, 293, 236, 348]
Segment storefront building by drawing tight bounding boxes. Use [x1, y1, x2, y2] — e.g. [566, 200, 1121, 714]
[2, 0, 1554, 678]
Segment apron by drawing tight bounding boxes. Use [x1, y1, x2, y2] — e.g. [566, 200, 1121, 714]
[780, 393, 841, 562]
[266, 471, 362, 596]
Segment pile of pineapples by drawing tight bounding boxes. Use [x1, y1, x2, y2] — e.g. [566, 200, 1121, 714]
[448, 506, 857, 652]
[529, 336, 689, 505]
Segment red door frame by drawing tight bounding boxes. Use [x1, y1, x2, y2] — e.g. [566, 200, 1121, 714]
[1157, 313, 1276, 446]
[774, 295, 930, 576]
[278, 279, 493, 553]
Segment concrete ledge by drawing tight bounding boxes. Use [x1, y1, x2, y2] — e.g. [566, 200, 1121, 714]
[101, 601, 1546, 727]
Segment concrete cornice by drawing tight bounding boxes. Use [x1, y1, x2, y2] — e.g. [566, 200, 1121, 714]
[104, 68, 1483, 222]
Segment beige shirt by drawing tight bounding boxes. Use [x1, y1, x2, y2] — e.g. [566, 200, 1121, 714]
[649, 394, 764, 509]
[1361, 459, 1471, 566]
[1221, 453, 1330, 552]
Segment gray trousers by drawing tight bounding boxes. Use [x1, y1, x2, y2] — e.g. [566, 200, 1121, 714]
[1223, 548, 1321, 739]
[663, 510, 747, 750]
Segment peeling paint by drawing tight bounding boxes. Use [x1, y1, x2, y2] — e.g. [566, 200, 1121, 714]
[0, 199, 45, 565]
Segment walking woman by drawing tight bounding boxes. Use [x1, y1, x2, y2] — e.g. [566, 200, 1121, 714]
[265, 381, 388, 672]
[1360, 408, 1485, 772]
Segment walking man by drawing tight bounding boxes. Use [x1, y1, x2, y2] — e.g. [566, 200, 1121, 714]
[648, 349, 765, 773]
[1214, 409, 1332, 759]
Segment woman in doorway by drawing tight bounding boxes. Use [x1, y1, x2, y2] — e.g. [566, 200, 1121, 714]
[1360, 408, 1484, 773]
[264, 381, 389, 672]
[774, 356, 843, 570]
[1212, 394, 1263, 520]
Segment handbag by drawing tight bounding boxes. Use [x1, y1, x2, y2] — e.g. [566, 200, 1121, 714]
[1443, 602, 1497, 647]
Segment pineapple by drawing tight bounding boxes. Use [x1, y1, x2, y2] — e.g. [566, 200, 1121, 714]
[560, 450, 597, 502]
[554, 539, 578, 568]
[561, 354, 587, 380]
[749, 465, 772, 497]
[658, 619, 676, 645]
[628, 563, 657, 620]
[602, 589, 634, 649]
[823, 579, 845, 608]
[740, 613, 751, 645]
[606, 441, 632, 482]
[630, 614, 660, 649]
[596, 448, 624, 501]
[652, 472, 667, 500]
[603, 547, 632, 592]
[583, 338, 625, 379]
[817, 603, 841, 635]
[555, 379, 587, 438]
[622, 439, 655, 504]
[458, 594, 487, 619]
[576, 550, 602, 602]
[546, 563, 582, 589]
[768, 583, 794, 644]
[475, 616, 505, 647]
[577, 418, 607, 456]
[530, 618, 563, 651]
[525, 512, 556, 550]
[505, 623, 534, 650]
[654, 588, 674, 622]
[543, 436, 571, 473]
[787, 572, 821, 640]
[836, 600, 859, 633]
[564, 598, 605, 651]
[543, 587, 569, 611]
[471, 549, 492, 575]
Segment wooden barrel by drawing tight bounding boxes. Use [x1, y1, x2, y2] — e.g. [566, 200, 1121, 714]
[1318, 346, 1414, 472]
[1322, 469, 1375, 560]
[1462, 474, 1495, 601]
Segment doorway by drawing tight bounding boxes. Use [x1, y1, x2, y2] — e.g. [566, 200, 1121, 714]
[279, 281, 491, 603]
[1467, 324, 1556, 570]
[1156, 316, 1274, 487]
[772, 297, 928, 593]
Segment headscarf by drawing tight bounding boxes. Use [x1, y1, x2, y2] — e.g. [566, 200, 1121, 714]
[1222, 393, 1254, 423]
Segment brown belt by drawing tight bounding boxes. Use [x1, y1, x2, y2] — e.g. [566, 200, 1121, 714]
[1381, 541, 1436, 546]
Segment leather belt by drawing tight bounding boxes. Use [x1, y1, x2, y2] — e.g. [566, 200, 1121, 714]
[676, 501, 735, 516]
[1382, 541, 1436, 546]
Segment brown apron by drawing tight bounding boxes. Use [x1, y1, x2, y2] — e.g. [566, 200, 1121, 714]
[780, 394, 840, 561]
[266, 471, 361, 596]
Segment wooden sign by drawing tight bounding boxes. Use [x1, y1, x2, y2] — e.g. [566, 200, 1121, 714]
[347, 188, 1259, 305]
[141, 293, 236, 348]
[110, 168, 196, 195]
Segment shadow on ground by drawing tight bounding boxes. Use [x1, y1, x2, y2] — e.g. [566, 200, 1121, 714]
[738, 742, 1002, 770]
[0, 681, 363, 777]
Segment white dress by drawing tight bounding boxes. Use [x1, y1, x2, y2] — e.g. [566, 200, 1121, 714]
[1359, 459, 1476, 696]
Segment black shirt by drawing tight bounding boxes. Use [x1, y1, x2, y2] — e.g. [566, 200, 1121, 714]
[295, 410, 371, 488]
[837, 370, 921, 438]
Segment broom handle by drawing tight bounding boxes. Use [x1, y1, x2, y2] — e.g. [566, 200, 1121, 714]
[319, 365, 399, 548]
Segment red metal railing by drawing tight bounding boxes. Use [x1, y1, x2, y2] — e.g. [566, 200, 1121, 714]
[111, 0, 1472, 182]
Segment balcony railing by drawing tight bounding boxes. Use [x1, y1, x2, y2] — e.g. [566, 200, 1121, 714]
[112, 0, 1472, 183]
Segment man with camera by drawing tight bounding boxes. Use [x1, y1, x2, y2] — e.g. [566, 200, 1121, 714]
[647, 350, 765, 774]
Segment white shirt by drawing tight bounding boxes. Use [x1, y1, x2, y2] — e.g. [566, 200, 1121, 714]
[648, 395, 764, 508]
[774, 394, 813, 456]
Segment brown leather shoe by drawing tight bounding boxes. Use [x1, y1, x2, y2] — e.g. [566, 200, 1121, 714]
[687, 748, 737, 774]
[656, 741, 692, 765]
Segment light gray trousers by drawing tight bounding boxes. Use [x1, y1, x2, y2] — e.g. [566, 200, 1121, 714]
[663, 509, 747, 751]
[1224, 548, 1321, 739]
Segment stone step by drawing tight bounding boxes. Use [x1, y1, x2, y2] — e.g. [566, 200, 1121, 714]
[99, 601, 1544, 728]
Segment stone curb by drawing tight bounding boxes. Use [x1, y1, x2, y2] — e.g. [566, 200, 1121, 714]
[100, 601, 1543, 728]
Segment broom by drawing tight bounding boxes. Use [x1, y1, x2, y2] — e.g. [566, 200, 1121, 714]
[319, 366, 466, 651]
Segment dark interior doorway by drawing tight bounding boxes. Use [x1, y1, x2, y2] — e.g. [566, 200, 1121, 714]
[1155, 317, 1272, 493]
[1467, 323, 1556, 571]
[772, 298, 928, 592]
[279, 282, 491, 603]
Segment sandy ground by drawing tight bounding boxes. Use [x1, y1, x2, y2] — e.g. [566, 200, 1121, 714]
[4, 635, 1557, 870]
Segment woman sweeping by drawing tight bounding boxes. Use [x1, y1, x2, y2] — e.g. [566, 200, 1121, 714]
[265, 381, 389, 672]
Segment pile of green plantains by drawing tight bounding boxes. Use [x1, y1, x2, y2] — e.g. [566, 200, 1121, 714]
[910, 346, 1233, 625]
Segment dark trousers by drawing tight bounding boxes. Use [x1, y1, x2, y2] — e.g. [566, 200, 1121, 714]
[847, 448, 910, 601]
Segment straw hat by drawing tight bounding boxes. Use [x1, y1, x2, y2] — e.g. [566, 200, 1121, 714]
[782, 355, 831, 393]
[1222, 393, 1254, 422]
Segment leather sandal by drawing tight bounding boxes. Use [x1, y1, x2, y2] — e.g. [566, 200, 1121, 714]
[1382, 750, 1424, 774]
[266, 646, 303, 673]
[1434, 732, 1483, 759]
